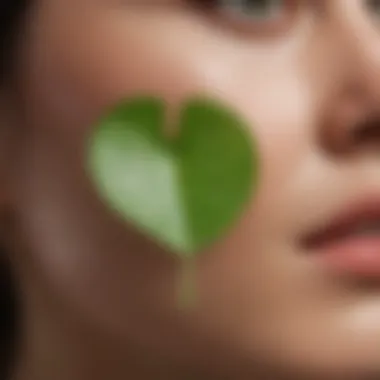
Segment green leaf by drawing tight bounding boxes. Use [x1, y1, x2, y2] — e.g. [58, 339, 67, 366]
[87, 96, 259, 257]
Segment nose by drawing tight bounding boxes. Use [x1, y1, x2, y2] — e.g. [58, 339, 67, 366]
[318, 2, 380, 156]
[320, 82, 380, 156]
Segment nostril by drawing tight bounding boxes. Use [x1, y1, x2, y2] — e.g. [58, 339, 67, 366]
[320, 111, 380, 156]
[350, 116, 380, 149]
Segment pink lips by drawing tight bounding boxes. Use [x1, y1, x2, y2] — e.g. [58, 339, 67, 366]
[304, 199, 380, 277]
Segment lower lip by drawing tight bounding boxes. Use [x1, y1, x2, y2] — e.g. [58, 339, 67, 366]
[314, 235, 380, 277]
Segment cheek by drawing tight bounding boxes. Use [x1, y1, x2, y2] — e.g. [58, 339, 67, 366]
[22, 11, 244, 134]
[22, 7, 315, 169]
[15, 9, 316, 344]
[234, 62, 315, 198]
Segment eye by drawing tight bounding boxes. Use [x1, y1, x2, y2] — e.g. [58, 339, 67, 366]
[189, 0, 298, 35]
[216, 0, 287, 21]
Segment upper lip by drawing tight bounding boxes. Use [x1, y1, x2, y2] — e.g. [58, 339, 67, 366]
[302, 197, 380, 249]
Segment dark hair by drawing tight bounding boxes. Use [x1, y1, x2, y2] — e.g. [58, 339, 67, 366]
[0, 0, 30, 378]
[0, 0, 30, 80]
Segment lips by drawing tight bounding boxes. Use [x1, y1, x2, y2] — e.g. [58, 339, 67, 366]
[303, 199, 380, 277]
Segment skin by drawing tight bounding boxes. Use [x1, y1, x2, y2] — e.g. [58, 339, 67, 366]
[2, 0, 380, 379]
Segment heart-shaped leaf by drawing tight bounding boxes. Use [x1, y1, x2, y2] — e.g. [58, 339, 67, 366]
[87, 96, 259, 257]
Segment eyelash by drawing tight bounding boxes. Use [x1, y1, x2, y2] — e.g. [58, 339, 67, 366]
[186, 0, 299, 37]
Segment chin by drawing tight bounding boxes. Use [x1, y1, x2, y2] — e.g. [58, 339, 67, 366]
[265, 336, 380, 380]
[219, 319, 380, 380]
[231, 345, 380, 380]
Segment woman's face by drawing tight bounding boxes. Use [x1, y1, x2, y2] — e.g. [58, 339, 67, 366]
[5, 0, 380, 378]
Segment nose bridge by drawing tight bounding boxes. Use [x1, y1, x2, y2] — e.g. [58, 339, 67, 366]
[322, 9, 380, 102]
